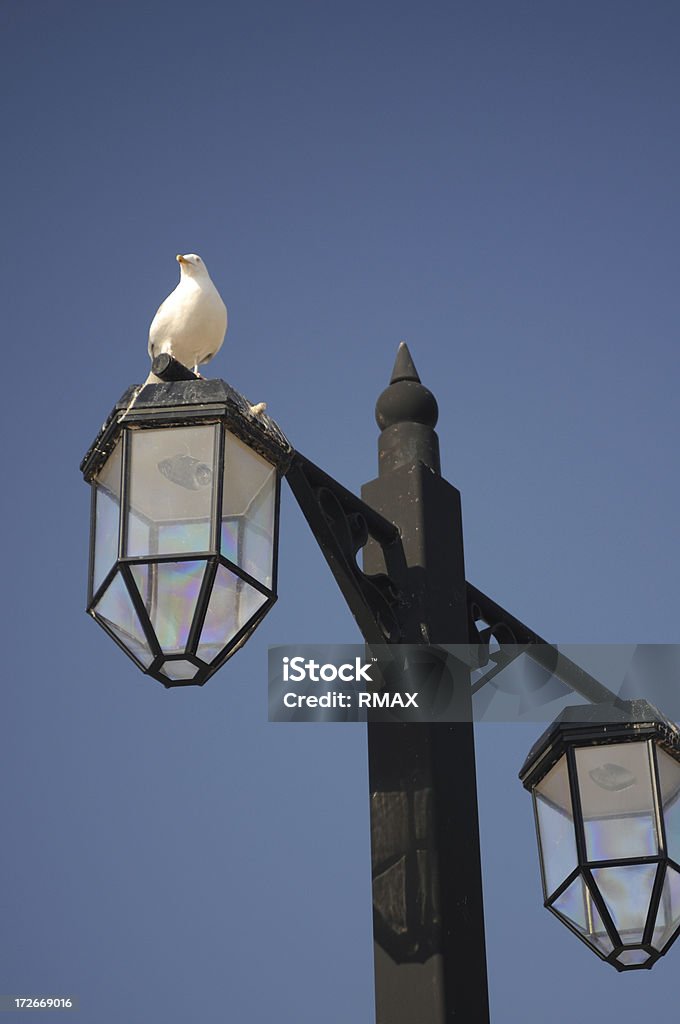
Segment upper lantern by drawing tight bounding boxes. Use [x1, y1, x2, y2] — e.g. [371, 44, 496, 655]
[520, 700, 680, 971]
[81, 379, 292, 687]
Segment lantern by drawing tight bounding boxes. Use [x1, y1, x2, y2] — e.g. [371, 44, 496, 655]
[81, 379, 291, 687]
[520, 700, 680, 970]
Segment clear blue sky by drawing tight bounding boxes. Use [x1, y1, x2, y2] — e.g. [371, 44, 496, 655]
[2, 1, 679, 1020]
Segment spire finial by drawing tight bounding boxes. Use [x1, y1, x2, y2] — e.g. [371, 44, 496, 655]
[390, 341, 421, 385]
[375, 343, 438, 432]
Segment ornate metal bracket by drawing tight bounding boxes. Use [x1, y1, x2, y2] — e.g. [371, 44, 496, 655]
[467, 582, 619, 705]
[285, 452, 405, 646]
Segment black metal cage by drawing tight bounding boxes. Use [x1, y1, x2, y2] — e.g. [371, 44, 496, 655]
[81, 379, 292, 687]
[520, 701, 680, 970]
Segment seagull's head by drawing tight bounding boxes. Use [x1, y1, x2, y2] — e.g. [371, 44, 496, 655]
[176, 253, 209, 279]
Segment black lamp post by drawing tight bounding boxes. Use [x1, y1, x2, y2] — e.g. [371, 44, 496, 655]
[82, 347, 680, 1021]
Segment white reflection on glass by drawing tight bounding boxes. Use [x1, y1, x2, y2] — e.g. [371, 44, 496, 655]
[657, 747, 680, 864]
[92, 438, 122, 598]
[552, 875, 612, 954]
[534, 755, 577, 897]
[162, 660, 200, 681]
[197, 564, 267, 663]
[221, 432, 276, 587]
[591, 863, 658, 943]
[94, 571, 153, 668]
[576, 743, 658, 861]
[126, 426, 216, 557]
[130, 560, 206, 654]
[617, 949, 650, 966]
[652, 865, 680, 952]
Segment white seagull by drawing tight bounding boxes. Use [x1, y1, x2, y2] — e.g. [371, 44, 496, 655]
[145, 253, 227, 382]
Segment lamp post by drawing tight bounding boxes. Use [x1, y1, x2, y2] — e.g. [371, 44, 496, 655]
[82, 346, 680, 1022]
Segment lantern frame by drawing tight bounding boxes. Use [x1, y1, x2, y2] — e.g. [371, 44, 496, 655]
[520, 699, 680, 970]
[81, 379, 293, 687]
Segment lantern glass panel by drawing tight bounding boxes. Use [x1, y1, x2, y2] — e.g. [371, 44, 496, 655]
[652, 864, 680, 951]
[92, 437, 123, 598]
[575, 742, 658, 861]
[222, 432, 276, 587]
[126, 426, 217, 556]
[130, 560, 206, 654]
[591, 863, 658, 943]
[162, 660, 201, 682]
[196, 564, 268, 663]
[657, 747, 680, 864]
[552, 875, 613, 955]
[617, 949, 650, 966]
[534, 754, 577, 897]
[93, 571, 153, 668]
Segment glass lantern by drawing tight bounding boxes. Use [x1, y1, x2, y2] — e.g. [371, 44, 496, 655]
[520, 700, 680, 970]
[81, 379, 292, 687]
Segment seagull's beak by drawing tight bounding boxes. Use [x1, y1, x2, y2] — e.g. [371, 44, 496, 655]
[176, 254, 187, 264]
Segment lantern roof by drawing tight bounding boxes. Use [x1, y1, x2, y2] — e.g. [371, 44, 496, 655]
[81, 378, 293, 483]
[520, 698, 680, 792]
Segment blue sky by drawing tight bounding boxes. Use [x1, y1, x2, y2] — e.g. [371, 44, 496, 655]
[2, 1, 679, 1020]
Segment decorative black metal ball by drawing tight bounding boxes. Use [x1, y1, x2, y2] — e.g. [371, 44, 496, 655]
[375, 341, 439, 430]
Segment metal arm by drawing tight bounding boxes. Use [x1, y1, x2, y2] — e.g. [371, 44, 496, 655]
[285, 451, 405, 646]
[285, 452, 619, 708]
[467, 582, 620, 705]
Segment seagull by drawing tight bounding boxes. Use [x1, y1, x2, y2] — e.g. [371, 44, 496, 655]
[145, 253, 227, 383]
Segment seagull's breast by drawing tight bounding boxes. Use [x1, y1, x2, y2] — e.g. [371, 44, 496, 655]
[148, 279, 227, 366]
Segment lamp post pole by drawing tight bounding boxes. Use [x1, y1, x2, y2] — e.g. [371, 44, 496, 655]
[284, 345, 639, 1016]
[361, 344, 489, 1023]
[284, 342, 614, 1018]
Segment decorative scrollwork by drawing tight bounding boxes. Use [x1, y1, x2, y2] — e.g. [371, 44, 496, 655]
[285, 453, 403, 646]
[315, 486, 401, 643]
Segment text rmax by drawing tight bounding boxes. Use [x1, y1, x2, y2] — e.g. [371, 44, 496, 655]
[283, 691, 419, 709]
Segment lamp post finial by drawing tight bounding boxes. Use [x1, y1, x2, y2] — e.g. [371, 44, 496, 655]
[390, 341, 421, 385]
[374, 344, 439, 472]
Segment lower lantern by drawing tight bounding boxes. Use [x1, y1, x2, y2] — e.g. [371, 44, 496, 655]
[520, 700, 680, 970]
